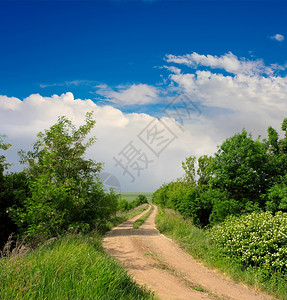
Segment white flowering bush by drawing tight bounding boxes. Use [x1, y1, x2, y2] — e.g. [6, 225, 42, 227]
[210, 211, 287, 274]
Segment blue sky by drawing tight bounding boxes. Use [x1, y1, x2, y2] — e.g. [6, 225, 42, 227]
[1, 0, 287, 191]
[1, 0, 286, 100]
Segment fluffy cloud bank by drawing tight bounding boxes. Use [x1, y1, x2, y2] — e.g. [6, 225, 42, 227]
[1, 52, 287, 192]
[0, 92, 197, 192]
[165, 51, 287, 139]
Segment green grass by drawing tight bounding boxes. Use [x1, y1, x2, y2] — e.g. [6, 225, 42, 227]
[120, 192, 153, 202]
[133, 205, 154, 229]
[0, 205, 153, 300]
[155, 207, 286, 300]
[0, 234, 155, 300]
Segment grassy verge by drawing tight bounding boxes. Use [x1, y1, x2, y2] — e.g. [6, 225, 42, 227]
[0, 205, 154, 300]
[0, 234, 154, 300]
[133, 205, 154, 229]
[155, 207, 285, 300]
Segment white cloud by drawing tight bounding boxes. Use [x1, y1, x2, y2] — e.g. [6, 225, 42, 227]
[161, 66, 181, 74]
[96, 83, 159, 105]
[165, 52, 277, 76]
[2, 52, 287, 192]
[271, 33, 285, 42]
[168, 64, 287, 139]
[0, 92, 191, 192]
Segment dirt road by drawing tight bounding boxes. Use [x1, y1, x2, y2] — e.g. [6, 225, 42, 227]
[102, 205, 273, 300]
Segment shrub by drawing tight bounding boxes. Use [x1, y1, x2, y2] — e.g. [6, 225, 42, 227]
[211, 211, 287, 275]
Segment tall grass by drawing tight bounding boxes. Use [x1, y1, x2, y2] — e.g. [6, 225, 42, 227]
[155, 207, 286, 300]
[0, 205, 153, 299]
[0, 234, 154, 300]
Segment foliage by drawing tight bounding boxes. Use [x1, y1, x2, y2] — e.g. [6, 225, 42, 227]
[197, 155, 213, 186]
[0, 136, 31, 249]
[156, 207, 287, 299]
[135, 194, 148, 205]
[0, 135, 11, 174]
[0, 234, 154, 299]
[210, 129, 270, 208]
[0, 172, 30, 249]
[182, 155, 196, 185]
[10, 113, 118, 243]
[265, 175, 287, 213]
[118, 194, 148, 212]
[153, 118, 287, 227]
[120, 192, 153, 203]
[211, 211, 287, 276]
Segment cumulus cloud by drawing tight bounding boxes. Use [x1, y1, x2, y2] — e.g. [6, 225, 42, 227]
[96, 83, 159, 105]
[167, 57, 287, 139]
[0, 92, 193, 192]
[165, 52, 278, 76]
[2, 52, 287, 192]
[270, 33, 285, 42]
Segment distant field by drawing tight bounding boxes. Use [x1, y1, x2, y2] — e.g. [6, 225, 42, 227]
[120, 192, 153, 202]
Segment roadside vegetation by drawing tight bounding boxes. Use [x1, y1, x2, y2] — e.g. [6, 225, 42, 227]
[120, 192, 153, 203]
[0, 235, 154, 300]
[153, 118, 287, 299]
[117, 194, 149, 212]
[156, 208, 287, 299]
[0, 113, 154, 299]
[133, 205, 154, 229]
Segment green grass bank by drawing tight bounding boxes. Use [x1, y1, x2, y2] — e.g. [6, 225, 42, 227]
[0, 206, 154, 300]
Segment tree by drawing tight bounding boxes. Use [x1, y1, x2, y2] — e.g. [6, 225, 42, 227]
[197, 155, 213, 186]
[182, 156, 196, 186]
[0, 135, 11, 175]
[0, 172, 30, 249]
[135, 194, 148, 206]
[11, 112, 117, 243]
[210, 129, 269, 210]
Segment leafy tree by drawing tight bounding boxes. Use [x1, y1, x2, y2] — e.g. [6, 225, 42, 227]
[197, 155, 213, 186]
[210, 129, 269, 210]
[266, 126, 279, 154]
[117, 198, 132, 211]
[0, 172, 30, 249]
[265, 176, 287, 213]
[135, 194, 148, 206]
[0, 136, 13, 248]
[153, 118, 287, 227]
[10, 112, 117, 243]
[0, 135, 11, 175]
[182, 156, 196, 186]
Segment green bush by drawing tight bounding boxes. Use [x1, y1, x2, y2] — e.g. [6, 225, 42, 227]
[118, 198, 130, 211]
[211, 211, 287, 275]
[135, 194, 148, 206]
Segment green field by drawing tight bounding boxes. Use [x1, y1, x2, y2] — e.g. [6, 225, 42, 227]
[120, 192, 153, 202]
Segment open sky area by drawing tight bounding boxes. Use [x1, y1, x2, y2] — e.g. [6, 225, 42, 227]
[1, 0, 287, 192]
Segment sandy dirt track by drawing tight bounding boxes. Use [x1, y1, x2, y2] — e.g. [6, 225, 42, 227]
[102, 205, 274, 300]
